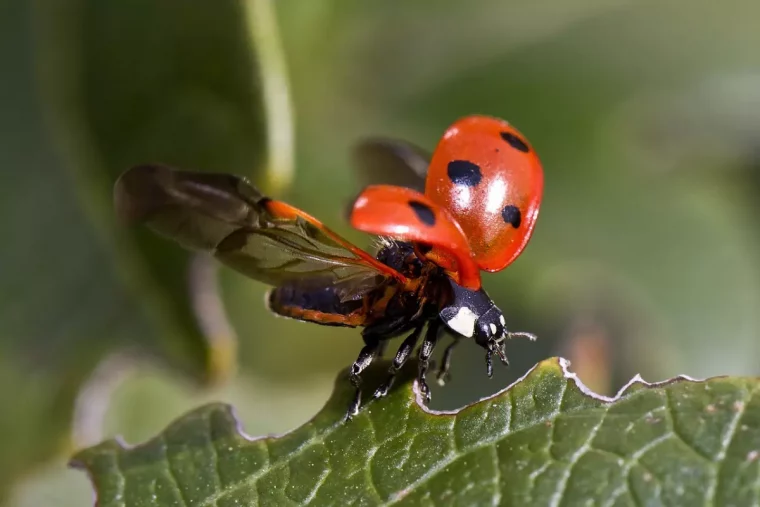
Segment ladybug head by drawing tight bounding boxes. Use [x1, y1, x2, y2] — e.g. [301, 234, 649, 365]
[474, 305, 507, 346]
[439, 280, 536, 371]
[439, 281, 505, 346]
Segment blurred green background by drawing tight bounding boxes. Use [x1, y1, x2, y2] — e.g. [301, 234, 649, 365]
[3, 0, 760, 504]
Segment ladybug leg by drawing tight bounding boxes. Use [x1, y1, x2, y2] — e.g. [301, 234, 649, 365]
[376, 339, 390, 358]
[485, 348, 494, 378]
[494, 341, 509, 366]
[346, 336, 382, 420]
[347, 317, 415, 419]
[436, 337, 460, 386]
[373, 324, 424, 399]
[483, 331, 536, 381]
[484, 339, 510, 379]
[417, 320, 442, 404]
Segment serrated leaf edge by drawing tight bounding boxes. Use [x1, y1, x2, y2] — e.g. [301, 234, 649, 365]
[70, 356, 715, 461]
[413, 356, 711, 417]
[70, 356, 748, 507]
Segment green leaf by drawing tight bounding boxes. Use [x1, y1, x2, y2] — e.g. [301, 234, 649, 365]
[72, 357, 760, 506]
[0, 0, 290, 499]
[30, 0, 286, 381]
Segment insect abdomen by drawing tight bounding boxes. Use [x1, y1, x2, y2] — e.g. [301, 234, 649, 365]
[266, 284, 366, 327]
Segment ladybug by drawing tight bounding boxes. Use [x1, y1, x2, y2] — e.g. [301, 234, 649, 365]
[114, 114, 544, 419]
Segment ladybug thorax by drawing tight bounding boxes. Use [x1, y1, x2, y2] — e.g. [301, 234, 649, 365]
[424, 115, 544, 273]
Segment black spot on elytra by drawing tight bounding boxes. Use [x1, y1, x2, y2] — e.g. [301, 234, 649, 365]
[409, 200, 436, 226]
[500, 131, 530, 153]
[502, 205, 521, 228]
[447, 160, 482, 186]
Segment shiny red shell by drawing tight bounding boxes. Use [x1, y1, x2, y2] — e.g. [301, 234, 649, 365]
[351, 185, 481, 289]
[425, 115, 544, 272]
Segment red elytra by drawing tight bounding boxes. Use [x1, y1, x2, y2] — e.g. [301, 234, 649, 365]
[350, 184, 481, 290]
[425, 115, 544, 273]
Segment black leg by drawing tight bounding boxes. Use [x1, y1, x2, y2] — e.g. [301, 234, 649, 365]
[485, 348, 494, 378]
[484, 339, 509, 379]
[494, 339, 509, 366]
[346, 336, 382, 420]
[376, 339, 390, 358]
[436, 337, 460, 386]
[417, 321, 442, 404]
[374, 324, 424, 398]
[362, 315, 414, 339]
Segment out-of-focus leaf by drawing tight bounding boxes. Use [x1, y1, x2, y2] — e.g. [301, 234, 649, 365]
[73, 357, 760, 506]
[8, 462, 90, 507]
[614, 74, 760, 176]
[32, 0, 274, 380]
[278, 0, 634, 107]
[0, 1, 147, 499]
[0, 0, 277, 500]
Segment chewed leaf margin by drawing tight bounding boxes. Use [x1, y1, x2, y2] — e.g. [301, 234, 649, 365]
[70, 357, 760, 507]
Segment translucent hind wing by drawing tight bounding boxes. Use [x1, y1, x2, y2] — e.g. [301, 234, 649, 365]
[115, 164, 406, 297]
[114, 164, 266, 251]
[352, 138, 430, 193]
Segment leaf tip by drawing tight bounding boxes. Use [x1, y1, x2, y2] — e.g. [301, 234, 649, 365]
[68, 437, 129, 473]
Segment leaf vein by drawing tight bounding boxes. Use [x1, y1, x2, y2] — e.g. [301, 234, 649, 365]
[663, 389, 714, 464]
[200, 417, 355, 506]
[705, 386, 753, 506]
[161, 435, 190, 507]
[383, 381, 592, 507]
[602, 432, 672, 507]
[490, 445, 502, 507]
[547, 410, 605, 507]
[382, 451, 457, 506]
[113, 447, 127, 507]
[206, 414, 224, 496]
[363, 418, 385, 504]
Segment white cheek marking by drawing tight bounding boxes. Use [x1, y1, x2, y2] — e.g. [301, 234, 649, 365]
[447, 307, 477, 337]
[489, 323, 497, 335]
[499, 315, 505, 325]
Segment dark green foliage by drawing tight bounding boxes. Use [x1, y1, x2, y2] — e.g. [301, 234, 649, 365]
[73, 358, 760, 506]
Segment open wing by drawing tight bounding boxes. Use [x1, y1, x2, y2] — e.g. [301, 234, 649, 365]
[351, 138, 431, 193]
[115, 164, 406, 299]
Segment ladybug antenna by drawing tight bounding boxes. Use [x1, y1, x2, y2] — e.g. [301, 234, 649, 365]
[507, 331, 538, 342]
